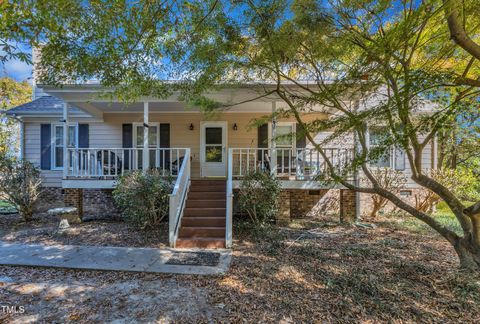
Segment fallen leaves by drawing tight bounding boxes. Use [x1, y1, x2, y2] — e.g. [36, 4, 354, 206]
[1, 214, 480, 322]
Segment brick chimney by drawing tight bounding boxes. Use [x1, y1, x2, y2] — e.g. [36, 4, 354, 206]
[32, 45, 46, 99]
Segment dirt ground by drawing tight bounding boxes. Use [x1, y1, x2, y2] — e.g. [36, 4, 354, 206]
[0, 212, 169, 248]
[1, 213, 480, 323]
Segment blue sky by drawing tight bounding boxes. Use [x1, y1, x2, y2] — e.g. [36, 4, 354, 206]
[0, 59, 32, 82]
[0, 42, 33, 82]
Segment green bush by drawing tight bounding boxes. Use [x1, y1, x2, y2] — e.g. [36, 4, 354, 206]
[238, 171, 281, 224]
[113, 170, 173, 229]
[0, 156, 42, 221]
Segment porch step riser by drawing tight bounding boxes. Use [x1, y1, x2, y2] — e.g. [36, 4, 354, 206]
[186, 200, 226, 208]
[191, 180, 226, 186]
[188, 192, 226, 200]
[190, 186, 226, 192]
[176, 180, 227, 249]
[179, 227, 225, 238]
[182, 217, 226, 227]
[184, 208, 226, 217]
[176, 238, 226, 249]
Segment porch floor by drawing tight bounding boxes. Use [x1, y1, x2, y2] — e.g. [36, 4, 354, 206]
[0, 241, 231, 275]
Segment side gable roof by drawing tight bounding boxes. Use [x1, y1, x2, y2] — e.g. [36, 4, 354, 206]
[5, 96, 88, 117]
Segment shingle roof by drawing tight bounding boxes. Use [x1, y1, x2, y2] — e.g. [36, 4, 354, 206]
[5, 96, 86, 116]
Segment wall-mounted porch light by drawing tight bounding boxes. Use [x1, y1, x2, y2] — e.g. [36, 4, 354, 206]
[189, 123, 194, 131]
[233, 123, 238, 131]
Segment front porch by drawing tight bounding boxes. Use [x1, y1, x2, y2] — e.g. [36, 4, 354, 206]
[38, 85, 357, 249]
[60, 146, 357, 249]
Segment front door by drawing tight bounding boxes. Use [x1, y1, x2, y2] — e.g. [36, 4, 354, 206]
[200, 121, 227, 177]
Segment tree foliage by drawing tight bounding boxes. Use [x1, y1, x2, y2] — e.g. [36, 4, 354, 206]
[0, 156, 42, 222]
[2, 0, 480, 269]
[0, 77, 31, 157]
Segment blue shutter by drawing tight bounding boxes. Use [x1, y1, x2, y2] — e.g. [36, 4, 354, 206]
[40, 124, 51, 170]
[78, 124, 89, 148]
[159, 123, 170, 169]
[122, 124, 133, 169]
[296, 123, 306, 149]
[257, 124, 269, 170]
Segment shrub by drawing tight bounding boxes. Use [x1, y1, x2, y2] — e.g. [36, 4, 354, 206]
[0, 156, 42, 221]
[360, 168, 407, 218]
[238, 170, 281, 224]
[414, 168, 480, 213]
[113, 170, 173, 229]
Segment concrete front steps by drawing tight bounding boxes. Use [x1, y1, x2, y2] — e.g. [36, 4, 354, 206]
[176, 179, 227, 248]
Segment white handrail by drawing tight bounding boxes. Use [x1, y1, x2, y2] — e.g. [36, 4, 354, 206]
[226, 148, 234, 248]
[66, 147, 190, 179]
[168, 148, 191, 247]
[230, 147, 354, 180]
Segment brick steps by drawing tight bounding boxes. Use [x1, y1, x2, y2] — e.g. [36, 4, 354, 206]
[177, 179, 226, 249]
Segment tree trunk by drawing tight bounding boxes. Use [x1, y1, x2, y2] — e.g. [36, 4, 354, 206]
[454, 237, 480, 271]
[21, 207, 33, 222]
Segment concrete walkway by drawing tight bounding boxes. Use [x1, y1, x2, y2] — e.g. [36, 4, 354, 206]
[0, 241, 231, 275]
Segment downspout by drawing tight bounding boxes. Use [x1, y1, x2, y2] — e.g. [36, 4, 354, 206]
[19, 117, 24, 160]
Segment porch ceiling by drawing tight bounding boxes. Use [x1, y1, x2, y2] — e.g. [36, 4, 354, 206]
[41, 84, 338, 115]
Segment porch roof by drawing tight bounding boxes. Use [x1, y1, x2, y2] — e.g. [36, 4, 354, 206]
[6, 95, 89, 117]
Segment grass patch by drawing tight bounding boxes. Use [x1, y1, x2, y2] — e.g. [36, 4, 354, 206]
[0, 200, 17, 214]
[385, 202, 467, 236]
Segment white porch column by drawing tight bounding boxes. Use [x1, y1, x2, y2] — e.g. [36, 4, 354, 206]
[63, 102, 69, 179]
[143, 101, 150, 170]
[271, 101, 277, 176]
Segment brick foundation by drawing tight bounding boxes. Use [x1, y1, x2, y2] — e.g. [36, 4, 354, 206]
[36, 187, 121, 221]
[277, 190, 291, 225]
[340, 189, 357, 223]
[35, 187, 64, 212]
[83, 189, 121, 220]
[289, 189, 339, 218]
[64, 188, 83, 220]
[233, 188, 343, 223]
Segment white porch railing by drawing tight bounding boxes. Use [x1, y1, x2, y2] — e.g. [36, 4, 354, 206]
[169, 148, 191, 247]
[226, 147, 354, 248]
[226, 149, 234, 248]
[230, 147, 354, 180]
[66, 148, 188, 178]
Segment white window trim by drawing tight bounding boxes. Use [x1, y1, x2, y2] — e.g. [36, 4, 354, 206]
[132, 122, 160, 148]
[51, 123, 79, 171]
[268, 122, 296, 149]
[367, 128, 406, 171]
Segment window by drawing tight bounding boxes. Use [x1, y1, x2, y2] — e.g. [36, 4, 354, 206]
[205, 127, 223, 162]
[52, 124, 78, 169]
[273, 123, 294, 148]
[135, 124, 158, 148]
[369, 127, 405, 170]
[133, 123, 160, 169]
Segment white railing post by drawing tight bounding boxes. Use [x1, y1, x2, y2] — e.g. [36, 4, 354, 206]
[63, 102, 69, 179]
[271, 102, 277, 177]
[143, 102, 149, 171]
[226, 148, 233, 248]
[168, 148, 191, 247]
